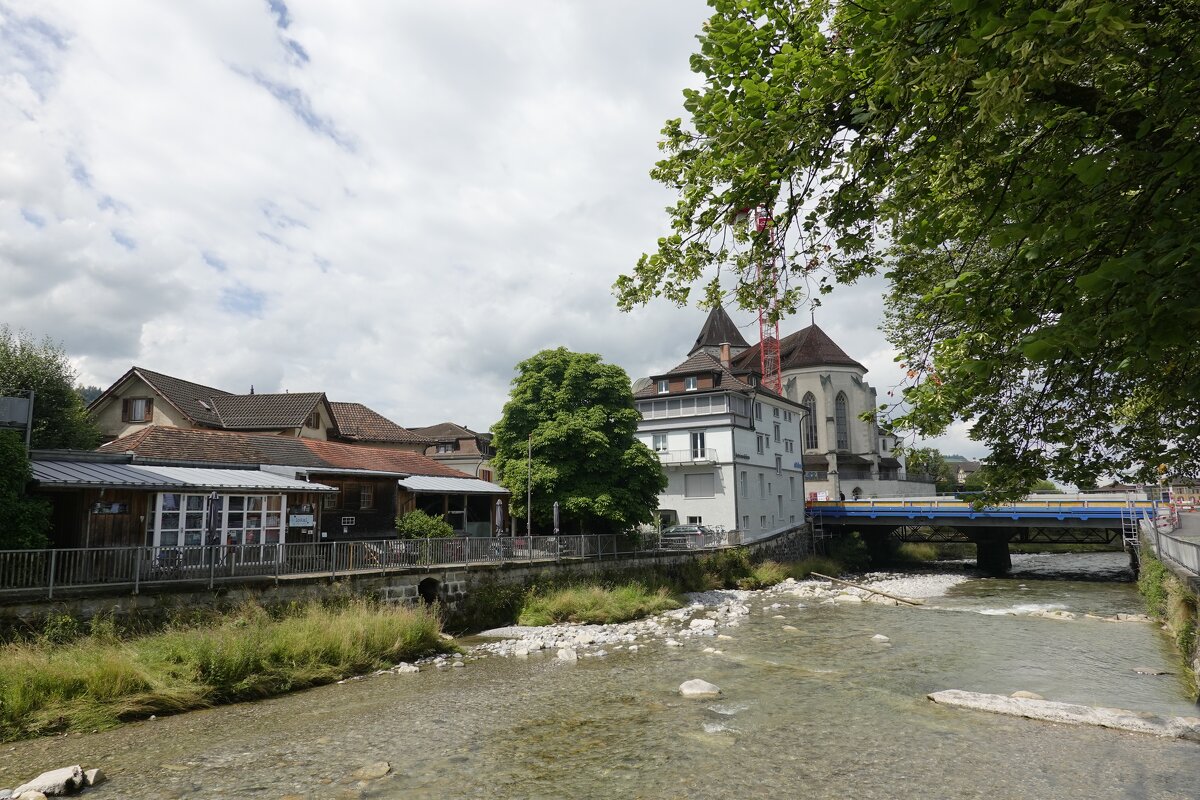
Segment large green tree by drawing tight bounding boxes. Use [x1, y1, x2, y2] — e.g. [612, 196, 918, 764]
[0, 430, 51, 549]
[904, 447, 956, 491]
[491, 348, 667, 535]
[616, 0, 1199, 496]
[0, 326, 99, 450]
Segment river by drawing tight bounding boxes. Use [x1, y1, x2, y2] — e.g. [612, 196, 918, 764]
[2, 552, 1197, 799]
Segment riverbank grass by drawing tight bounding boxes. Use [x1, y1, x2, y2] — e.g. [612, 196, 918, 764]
[1137, 552, 1199, 700]
[518, 583, 681, 626]
[0, 600, 450, 742]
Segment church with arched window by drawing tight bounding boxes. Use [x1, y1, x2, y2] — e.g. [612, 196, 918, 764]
[731, 317, 938, 500]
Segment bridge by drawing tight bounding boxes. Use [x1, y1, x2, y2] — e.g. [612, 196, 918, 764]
[807, 495, 1159, 575]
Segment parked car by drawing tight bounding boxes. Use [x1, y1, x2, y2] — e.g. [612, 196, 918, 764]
[659, 524, 707, 550]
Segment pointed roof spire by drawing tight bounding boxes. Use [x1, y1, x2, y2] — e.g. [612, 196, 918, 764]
[689, 306, 750, 356]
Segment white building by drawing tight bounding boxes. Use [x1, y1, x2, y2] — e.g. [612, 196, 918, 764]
[634, 308, 808, 537]
[733, 322, 937, 500]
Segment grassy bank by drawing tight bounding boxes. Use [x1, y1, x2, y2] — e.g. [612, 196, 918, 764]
[1137, 552, 1200, 700]
[0, 600, 450, 742]
[454, 550, 848, 630]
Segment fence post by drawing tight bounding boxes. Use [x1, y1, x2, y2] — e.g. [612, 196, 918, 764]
[275, 544, 281, 586]
[331, 542, 339, 581]
[47, 548, 57, 600]
[133, 547, 141, 595]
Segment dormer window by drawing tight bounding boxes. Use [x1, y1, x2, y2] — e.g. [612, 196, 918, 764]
[121, 397, 153, 423]
[657, 379, 670, 394]
[684, 376, 698, 391]
[306, 411, 321, 429]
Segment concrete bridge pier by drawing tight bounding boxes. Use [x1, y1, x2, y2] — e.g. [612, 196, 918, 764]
[972, 527, 1013, 576]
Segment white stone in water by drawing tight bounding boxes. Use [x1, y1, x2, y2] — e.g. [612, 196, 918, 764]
[782, 625, 798, 632]
[513, 648, 529, 658]
[12, 766, 84, 797]
[834, 594, 863, 604]
[690, 619, 716, 631]
[872, 634, 891, 643]
[717, 634, 733, 640]
[772, 615, 786, 620]
[679, 679, 722, 697]
[557, 648, 578, 661]
[928, 690, 1200, 741]
[1010, 690, 1044, 700]
[452, 661, 464, 668]
[628, 645, 639, 652]
[396, 664, 420, 674]
[665, 639, 683, 647]
[703, 647, 716, 653]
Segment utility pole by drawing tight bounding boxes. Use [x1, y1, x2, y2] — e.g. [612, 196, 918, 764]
[526, 433, 533, 537]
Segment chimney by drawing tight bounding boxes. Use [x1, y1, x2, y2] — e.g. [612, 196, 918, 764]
[719, 342, 731, 367]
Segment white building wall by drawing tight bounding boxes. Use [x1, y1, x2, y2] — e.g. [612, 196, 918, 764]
[636, 395, 807, 535]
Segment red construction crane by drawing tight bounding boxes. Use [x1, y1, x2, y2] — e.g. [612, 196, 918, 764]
[753, 206, 783, 395]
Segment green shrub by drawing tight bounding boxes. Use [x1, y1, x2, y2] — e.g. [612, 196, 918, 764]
[828, 532, 871, 572]
[1138, 554, 1170, 618]
[39, 611, 83, 645]
[395, 509, 455, 539]
[699, 548, 754, 589]
[737, 560, 790, 590]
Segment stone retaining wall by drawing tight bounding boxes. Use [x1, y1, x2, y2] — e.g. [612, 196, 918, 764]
[0, 526, 814, 630]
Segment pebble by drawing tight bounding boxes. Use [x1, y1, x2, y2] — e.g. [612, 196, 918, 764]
[350, 762, 391, 781]
[872, 634, 890, 643]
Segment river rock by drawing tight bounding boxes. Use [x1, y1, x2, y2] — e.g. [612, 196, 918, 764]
[351, 761, 391, 781]
[83, 769, 106, 788]
[833, 594, 863, 604]
[665, 639, 682, 647]
[872, 634, 890, 643]
[781, 625, 798, 632]
[396, 664, 419, 674]
[12, 766, 85, 797]
[557, 647, 578, 662]
[1133, 667, 1173, 676]
[679, 679, 722, 697]
[928, 689, 1200, 741]
[15, 793, 47, 800]
[1010, 691, 1044, 700]
[689, 619, 716, 632]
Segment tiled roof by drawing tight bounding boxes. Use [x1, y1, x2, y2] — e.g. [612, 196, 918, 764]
[210, 392, 325, 429]
[635, 352, 759, 398]
[302, 439, 463, 477]
[130, 366, 232, 427]
[330, 402, 427, 443]
[689, 306, 750, 355]
[733, 324, 866, 373]
[99, 426, 462, 478]
[410, 422, 480, 441]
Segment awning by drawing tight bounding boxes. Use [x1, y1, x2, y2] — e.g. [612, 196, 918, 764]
[31, 461, 334, 493]
[398, 475, 509, 495]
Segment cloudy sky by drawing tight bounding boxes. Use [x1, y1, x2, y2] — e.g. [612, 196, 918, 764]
[0, 0, 983, 457]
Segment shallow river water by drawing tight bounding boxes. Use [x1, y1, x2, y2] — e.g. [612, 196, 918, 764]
[2, 553, 1197, 799]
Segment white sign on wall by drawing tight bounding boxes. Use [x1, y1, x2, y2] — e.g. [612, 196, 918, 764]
[288, 514, 315, 527]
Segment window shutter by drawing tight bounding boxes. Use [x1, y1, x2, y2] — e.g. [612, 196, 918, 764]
[145, 398, 154, 420]
[122, 398, 131, 422]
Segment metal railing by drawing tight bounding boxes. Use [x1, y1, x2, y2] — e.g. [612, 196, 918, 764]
[657, 448, 719, 464]
[1141, 524, 1200, 576]
[0, 532, 747, 599]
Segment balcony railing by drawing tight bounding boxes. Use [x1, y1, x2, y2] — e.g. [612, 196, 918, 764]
[657, 448, 718, 465]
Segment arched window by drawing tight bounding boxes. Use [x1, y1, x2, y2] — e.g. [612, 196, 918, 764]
[801, 392, 818, 450]
[835, 392, 849, 450]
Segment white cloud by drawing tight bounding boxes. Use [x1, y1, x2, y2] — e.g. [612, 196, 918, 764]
[0, 0, 985, 458]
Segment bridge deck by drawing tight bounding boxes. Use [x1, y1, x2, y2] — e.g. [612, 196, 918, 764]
[808, 498, 1156, 526]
